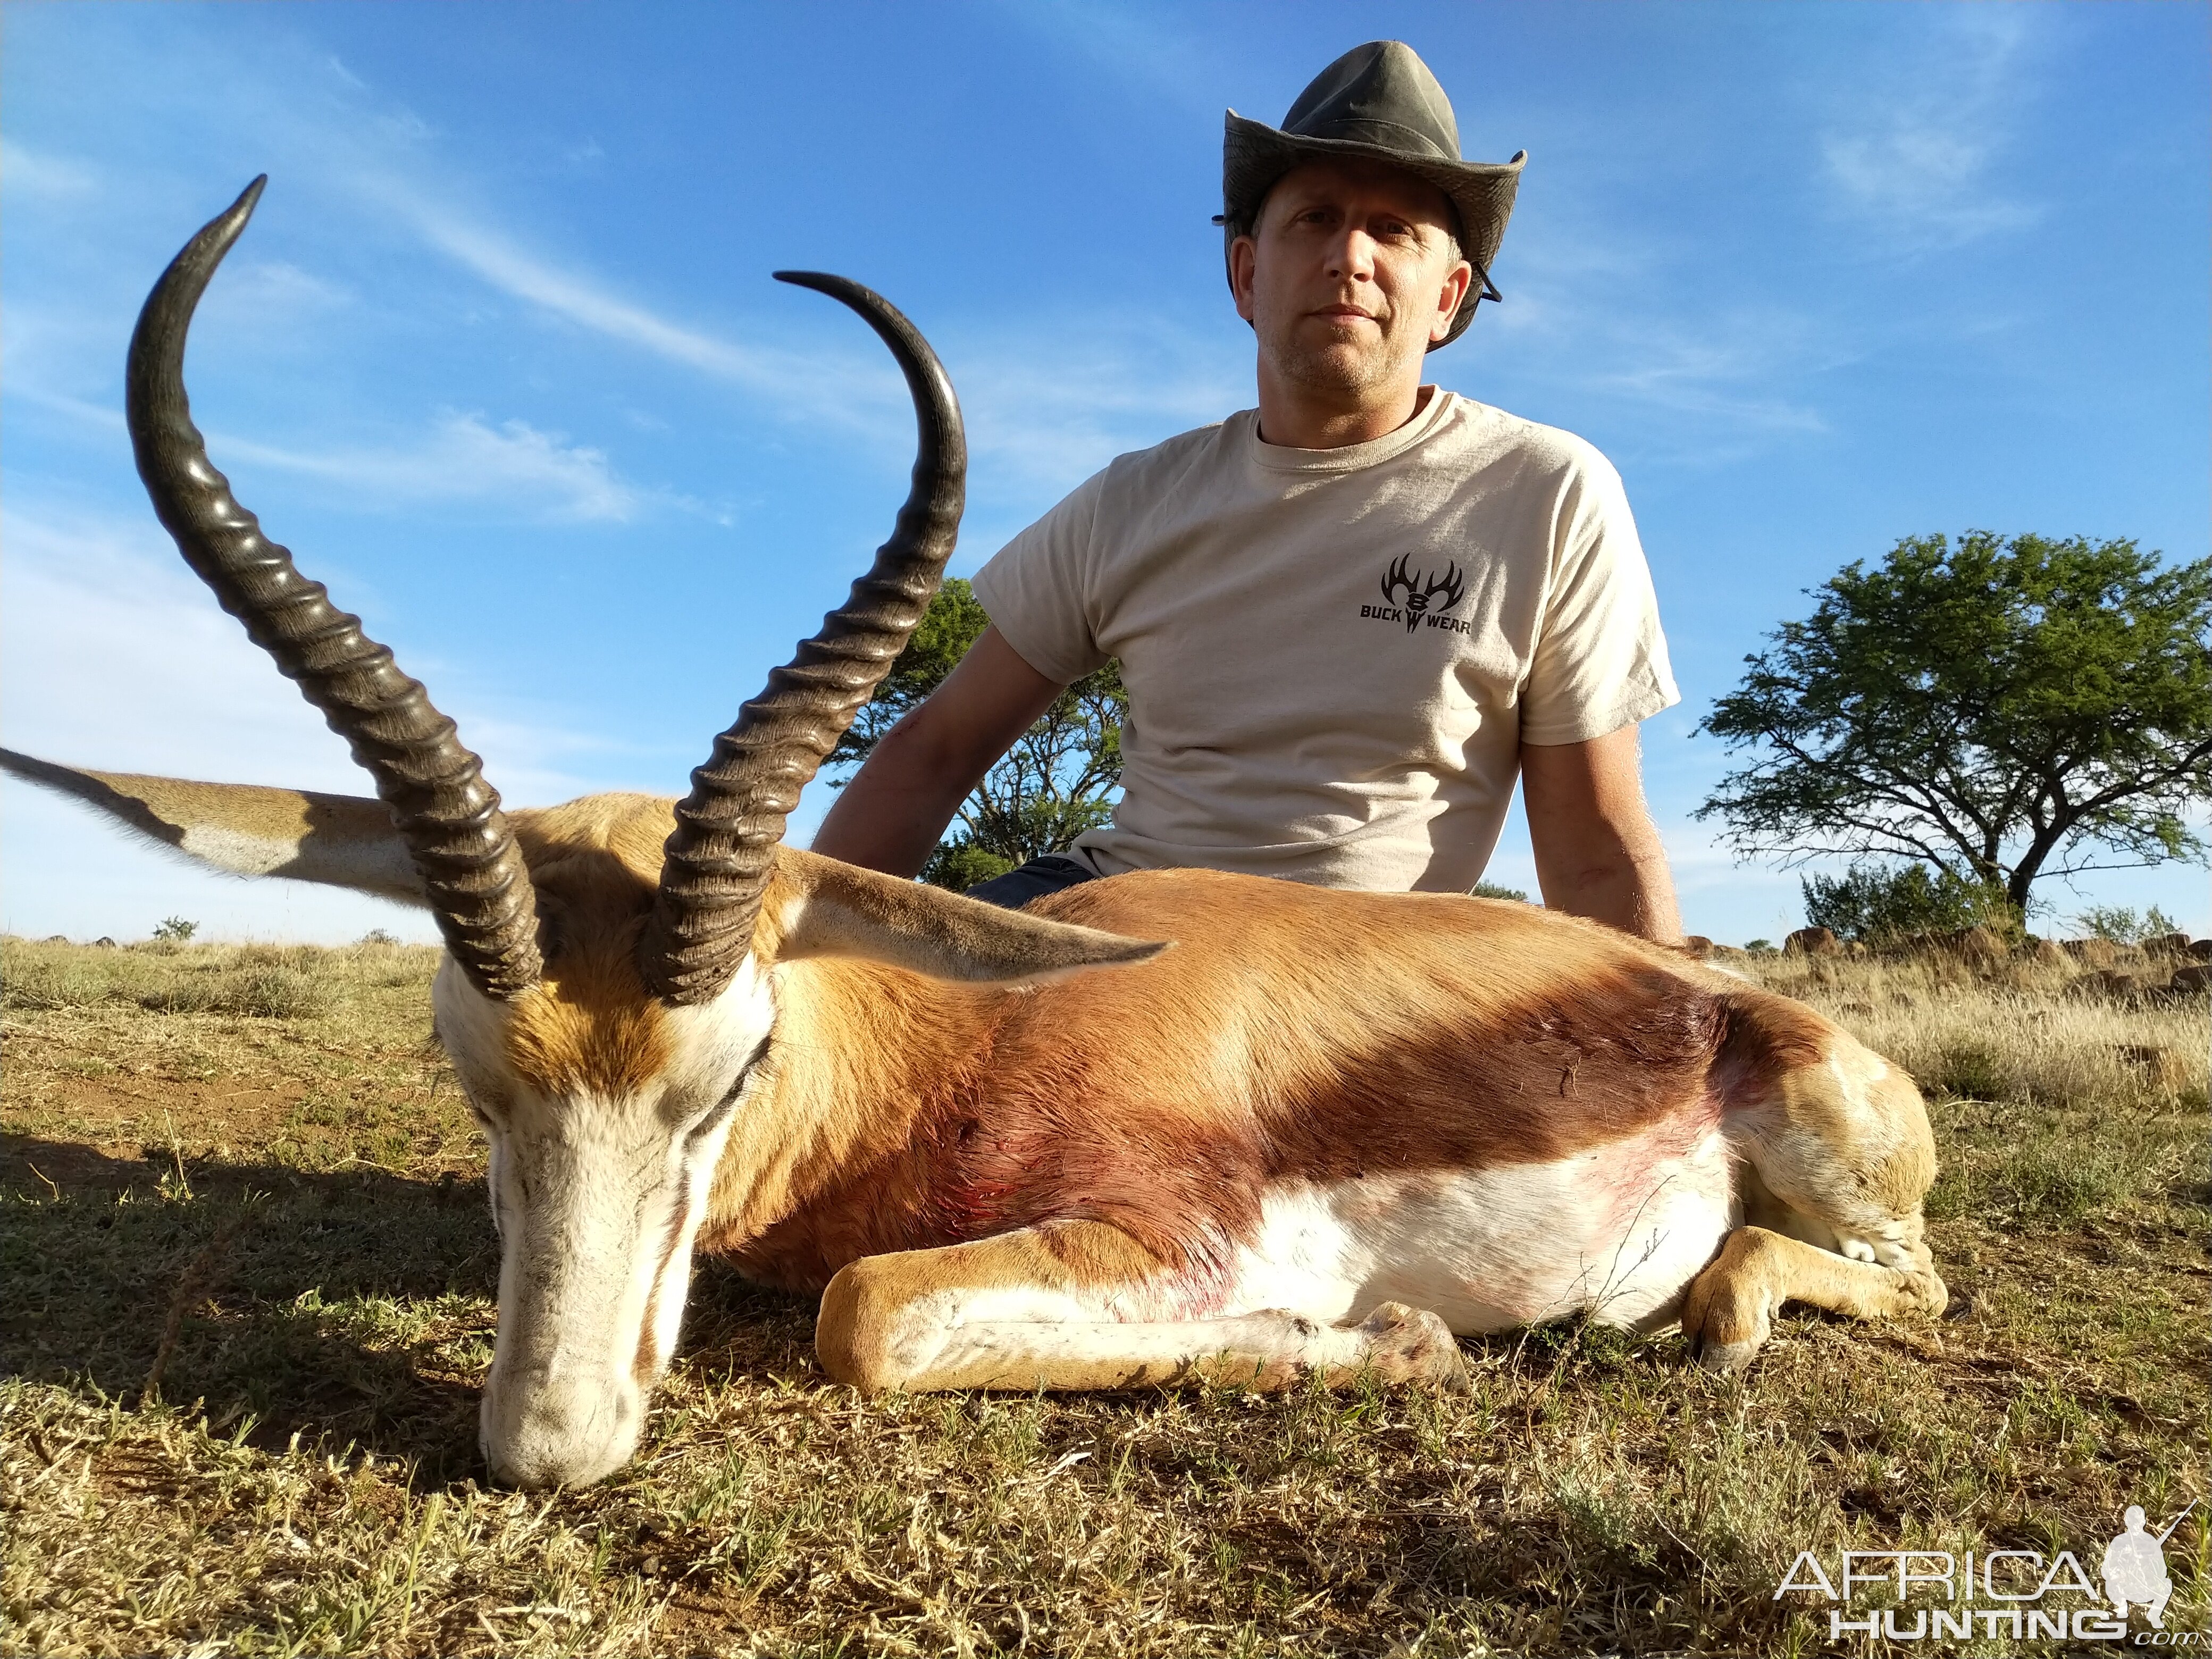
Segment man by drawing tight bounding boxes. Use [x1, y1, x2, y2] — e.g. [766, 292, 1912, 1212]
[815, 40, 1684, 943]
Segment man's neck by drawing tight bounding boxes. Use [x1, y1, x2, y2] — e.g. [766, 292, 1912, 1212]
[1253, 380, 1435, 450]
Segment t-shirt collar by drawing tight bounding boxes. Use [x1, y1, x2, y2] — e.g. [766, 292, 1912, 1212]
[1245, 387, 1459, 474]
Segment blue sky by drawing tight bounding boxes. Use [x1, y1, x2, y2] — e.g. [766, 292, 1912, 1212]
[3, 1, 2206, 944]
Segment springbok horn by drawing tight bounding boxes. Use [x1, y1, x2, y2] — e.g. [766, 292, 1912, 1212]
[643, 273, 965, 1005]
[128, 177, 542, 999]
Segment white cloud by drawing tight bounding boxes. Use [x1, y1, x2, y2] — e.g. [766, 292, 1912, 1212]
[0, 138, 97, 199]
[0, 502, 606, 796]
[382, 194, 907, 440]
[1817, 11, 2043, 255]
[221, 410, 642, 523]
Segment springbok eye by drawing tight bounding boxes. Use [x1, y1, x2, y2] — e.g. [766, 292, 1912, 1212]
[683, 1036, 768, 1146]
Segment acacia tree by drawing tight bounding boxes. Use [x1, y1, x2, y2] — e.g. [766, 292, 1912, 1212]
[828, 578, 1126, 890]
[1696, 531, 2212, 915]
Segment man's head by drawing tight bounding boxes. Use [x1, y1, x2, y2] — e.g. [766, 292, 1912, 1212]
[1230, 157, 1471, 409]
[1220, 41, 1524, 353]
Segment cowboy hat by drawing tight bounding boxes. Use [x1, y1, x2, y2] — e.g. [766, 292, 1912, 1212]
[1220, 40, 1526, 347]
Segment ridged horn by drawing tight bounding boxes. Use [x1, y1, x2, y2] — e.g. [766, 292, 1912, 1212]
[128, 178, 542, 999]
[643, 272, 966, 1005]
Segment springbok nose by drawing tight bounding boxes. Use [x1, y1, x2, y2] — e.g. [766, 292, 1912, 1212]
[480, 1370, 642, 1488]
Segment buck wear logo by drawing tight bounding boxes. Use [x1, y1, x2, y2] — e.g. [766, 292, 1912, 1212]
[1360, 555, 1473, 637]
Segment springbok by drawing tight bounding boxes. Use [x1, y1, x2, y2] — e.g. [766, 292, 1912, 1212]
[5, 181, 1948, 1489]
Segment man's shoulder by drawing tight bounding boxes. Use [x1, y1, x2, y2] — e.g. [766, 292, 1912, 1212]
[1095, 414, 1246, 492]
[1439, 396, 1623, 488]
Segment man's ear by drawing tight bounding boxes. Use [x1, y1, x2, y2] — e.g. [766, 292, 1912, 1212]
[766, 848, 1167, 984]
[1229, 233, 1260, 323]
[0, 747, 426, 907]
[1430, 255, 1473, 344]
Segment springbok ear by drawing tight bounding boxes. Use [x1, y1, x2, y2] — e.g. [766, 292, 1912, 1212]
[0, 747, 425, 907]
[767, 849, 1168, 984]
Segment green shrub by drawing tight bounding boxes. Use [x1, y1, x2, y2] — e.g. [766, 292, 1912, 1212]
[152, 916, 200, 943]
[921, 841, 1017, 893]
[2, 953, 112, 1010]
[1926, 1042, 2008, 1102]
[220, 967, 334, 1019]
[1801, 864, 2018, 945]
[1470, 881, 1529, 902]
[2073, 904, 2182, 945]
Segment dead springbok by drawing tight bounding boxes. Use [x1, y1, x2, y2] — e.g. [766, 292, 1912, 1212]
[5, 181, 1947, 1489]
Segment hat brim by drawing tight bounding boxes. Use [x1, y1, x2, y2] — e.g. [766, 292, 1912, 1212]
[1222, 111, 1524, 348]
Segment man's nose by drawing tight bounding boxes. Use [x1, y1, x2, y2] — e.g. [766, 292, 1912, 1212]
[1324, 227, 1378, 281]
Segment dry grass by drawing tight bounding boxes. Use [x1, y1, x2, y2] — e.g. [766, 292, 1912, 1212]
[2, 935, 2206, 1656]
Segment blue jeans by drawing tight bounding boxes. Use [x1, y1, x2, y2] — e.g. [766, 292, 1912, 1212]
[963, 853, 1099, 911]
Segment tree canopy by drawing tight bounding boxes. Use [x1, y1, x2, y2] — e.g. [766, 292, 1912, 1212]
[828, 579, 1126, 890]
[1696, 531, 2212, 914]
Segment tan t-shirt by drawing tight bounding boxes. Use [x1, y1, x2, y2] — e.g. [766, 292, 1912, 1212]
[970, 389, 1678, 893]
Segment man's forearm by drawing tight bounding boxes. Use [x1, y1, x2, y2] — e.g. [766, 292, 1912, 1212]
[811, 715, 978, 877]
[1534, 833, 1683, 943]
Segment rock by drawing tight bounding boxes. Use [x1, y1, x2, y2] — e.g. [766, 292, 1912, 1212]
[2120, 1044, 2189, 1088]
[2190, 939, 2212, 962]
[2025, 937, 2068, 967]
[1681, 935, 1715, 960]
[2075, 969, 2139, 1000]
[2061, 937, 2119, 970]
[1937, 925, 2007, 962]
[1785, 926, 1839, 957]
[2168, 964, 2211, 997]
[41, 934, 68, 944]
[90, 936, 119, 949]
[2143, 932, 2192, 960]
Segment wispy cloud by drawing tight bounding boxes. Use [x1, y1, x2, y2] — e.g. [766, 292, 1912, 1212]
[1817, 11, 2042, 255]
[383, 193, 908, 435]
[0, 501, 611, 803]
[0, 137, 97, 198]
[3, 387, 655, 524]
[223, 411, 642, 523]
[1577, 315, 1830, 438]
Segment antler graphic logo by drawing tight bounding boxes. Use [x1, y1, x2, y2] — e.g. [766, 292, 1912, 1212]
[1380, 556, 1465, 635]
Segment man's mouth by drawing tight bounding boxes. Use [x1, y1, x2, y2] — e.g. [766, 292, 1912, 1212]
[1312, 304, 1379, 323]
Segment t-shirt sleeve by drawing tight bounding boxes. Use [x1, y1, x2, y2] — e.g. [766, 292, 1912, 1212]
[969, 467, 1113, 686]
[1518, 453, 1680, 745]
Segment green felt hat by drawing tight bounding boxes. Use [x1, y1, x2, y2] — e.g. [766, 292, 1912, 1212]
[1220, 40, 1525, 348]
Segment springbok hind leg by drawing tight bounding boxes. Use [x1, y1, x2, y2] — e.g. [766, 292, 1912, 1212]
[1681, 1225, 1948, 1373]
[815, 1222, 1468, 1394]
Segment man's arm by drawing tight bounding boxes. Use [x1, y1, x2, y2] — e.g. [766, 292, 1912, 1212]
[1520, 725, 1683, 944]
[811, 626, 1066, 877]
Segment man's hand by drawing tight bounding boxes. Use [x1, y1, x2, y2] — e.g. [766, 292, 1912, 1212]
[811, 626, 1066, 877]
[1521, 726, 1684, 944]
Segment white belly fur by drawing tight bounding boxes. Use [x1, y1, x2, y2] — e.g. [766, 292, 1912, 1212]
[1214, 1118, 1737, 1335]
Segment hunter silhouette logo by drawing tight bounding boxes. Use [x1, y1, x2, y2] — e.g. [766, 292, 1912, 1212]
[1361, 556, 1469, 636]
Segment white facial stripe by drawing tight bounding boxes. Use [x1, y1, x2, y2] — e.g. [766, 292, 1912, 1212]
[450, 952, 781, 1488]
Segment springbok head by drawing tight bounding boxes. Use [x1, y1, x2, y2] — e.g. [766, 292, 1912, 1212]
[121, 180, 1158, 1487]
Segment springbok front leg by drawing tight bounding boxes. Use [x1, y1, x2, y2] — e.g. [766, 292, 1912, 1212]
[1680, 1225, 1948, 1372]
[815, 1223, 1469, 1394]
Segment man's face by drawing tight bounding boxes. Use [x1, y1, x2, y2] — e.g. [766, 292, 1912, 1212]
[1230, 159, 1472, 409]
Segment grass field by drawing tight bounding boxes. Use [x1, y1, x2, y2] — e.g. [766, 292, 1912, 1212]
[3, 932, 2206, 1656]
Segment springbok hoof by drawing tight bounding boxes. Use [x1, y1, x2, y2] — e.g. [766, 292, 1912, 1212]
[1355, 1301, 1471, 1392]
